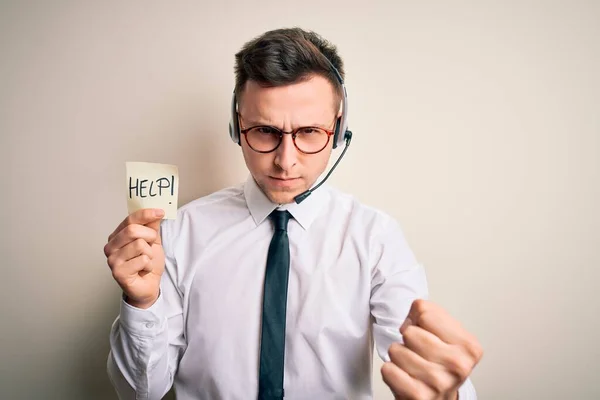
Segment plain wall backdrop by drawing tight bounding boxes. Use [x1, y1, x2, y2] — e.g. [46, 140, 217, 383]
[1, 1, 599, 399]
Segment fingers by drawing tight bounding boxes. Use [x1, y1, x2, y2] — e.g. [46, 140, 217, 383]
[144, 218, 162, 243]
[407, 300, 484, 363]
[406, 299, 468, 346]
[108, 208, 164, 243]
[381, 361, 427, 400]
[108, 238, 153, 265]
[403, 300, 484, 381]
[388, 342, 457, 396]
[104, 223, 159, 257]
[400, 318, 451, 364]
[385, 300, 484, 399]
[401, 323, 476, 379]
[111, 254, 154, 285]
[401, 320, 448, 364]
[108, 239, 155, 278]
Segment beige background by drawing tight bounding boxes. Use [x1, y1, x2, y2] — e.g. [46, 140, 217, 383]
[1, 1, 599, 399]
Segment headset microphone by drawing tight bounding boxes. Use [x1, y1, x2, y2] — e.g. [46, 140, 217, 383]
[293, 130, 352, 204]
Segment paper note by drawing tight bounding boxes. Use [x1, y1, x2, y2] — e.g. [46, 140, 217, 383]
[126, 162, 179, 219]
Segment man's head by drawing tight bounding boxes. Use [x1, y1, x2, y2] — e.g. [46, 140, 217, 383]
[234, 28, 345, 204]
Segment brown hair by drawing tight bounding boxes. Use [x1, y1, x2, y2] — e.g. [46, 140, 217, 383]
[234, 28, 345, 103]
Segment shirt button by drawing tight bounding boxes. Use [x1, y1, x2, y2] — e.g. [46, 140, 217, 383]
[145, 322, 155, 328]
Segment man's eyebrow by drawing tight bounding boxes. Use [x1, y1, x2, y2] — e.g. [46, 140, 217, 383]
[242, 119, 332, 129]
[243, 119, 275, 126]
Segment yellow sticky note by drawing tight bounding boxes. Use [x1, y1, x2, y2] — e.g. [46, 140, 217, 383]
[126, 162, 179, 219]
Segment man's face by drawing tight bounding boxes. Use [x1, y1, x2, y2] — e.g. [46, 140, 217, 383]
[238, 74, 339, 204]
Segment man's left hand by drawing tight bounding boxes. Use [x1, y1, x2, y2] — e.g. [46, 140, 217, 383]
[381, 299, 483, 400]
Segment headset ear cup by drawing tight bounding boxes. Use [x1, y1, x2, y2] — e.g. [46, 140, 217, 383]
[229, 120, 235, 142]
[229, 118, 240, 145]
[333, 117, 341, 149]
[229, 92, 241, 145]
[231, 116, 240, 145]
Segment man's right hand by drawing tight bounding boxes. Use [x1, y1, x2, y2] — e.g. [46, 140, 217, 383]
[104, 208, 166, 309]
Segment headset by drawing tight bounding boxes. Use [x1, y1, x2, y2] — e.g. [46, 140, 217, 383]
[228, 58, 353, 203]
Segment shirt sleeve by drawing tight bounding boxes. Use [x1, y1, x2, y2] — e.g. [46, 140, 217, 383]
[369, 216, 477, 399]
[107, 219, 186, 400]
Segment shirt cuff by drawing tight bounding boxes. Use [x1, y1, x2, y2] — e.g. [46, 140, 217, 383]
[118, 292, 166, 336]
[457, 377, 477, 400]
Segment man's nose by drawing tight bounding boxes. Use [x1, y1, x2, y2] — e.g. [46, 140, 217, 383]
[274, 134, 298, 171]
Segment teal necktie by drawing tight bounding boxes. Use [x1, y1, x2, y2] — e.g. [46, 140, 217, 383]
[258, 210, 292, 400]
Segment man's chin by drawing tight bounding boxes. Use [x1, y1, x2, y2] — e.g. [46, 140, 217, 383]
[260, 184, 304, 205]
[265, 190, 300, 205]
[256, 178, 311, 204]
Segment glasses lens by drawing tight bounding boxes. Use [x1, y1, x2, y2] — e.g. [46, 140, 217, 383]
[294, 127, 329, 153]
[246, 127, 281, 152]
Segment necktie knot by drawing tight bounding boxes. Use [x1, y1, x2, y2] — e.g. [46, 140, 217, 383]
[270, 210, 291, 232]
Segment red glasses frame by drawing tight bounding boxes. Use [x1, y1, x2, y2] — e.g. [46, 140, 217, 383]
[238, 116, 336, 154]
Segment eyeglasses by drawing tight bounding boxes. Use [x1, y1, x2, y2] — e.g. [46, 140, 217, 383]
[239, 117, 336, 154]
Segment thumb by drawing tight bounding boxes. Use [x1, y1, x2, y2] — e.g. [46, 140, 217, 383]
[145, 210, 164, 245]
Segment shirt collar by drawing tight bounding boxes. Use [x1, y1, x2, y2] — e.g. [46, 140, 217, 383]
[243, 174, 330, 231]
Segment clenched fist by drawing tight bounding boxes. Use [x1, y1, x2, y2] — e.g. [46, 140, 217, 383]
[382, 299, 483, 400]
[103, 208, 166, 309]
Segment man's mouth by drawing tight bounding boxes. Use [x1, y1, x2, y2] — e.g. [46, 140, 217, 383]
[268, 176, 301, 187]
[270, 176, 300, 181]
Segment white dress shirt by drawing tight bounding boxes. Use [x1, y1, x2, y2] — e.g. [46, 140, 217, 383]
[107, 175, 477, 399]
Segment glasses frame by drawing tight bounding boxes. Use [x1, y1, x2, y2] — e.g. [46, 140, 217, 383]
[238, 115, 336, 155]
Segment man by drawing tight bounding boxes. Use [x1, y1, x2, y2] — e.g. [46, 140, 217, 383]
[104, 28, 483, 399]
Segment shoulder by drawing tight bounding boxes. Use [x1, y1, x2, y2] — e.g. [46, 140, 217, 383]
[326, 186, 418, 268]
[324, 185, 417, 267]
[325, 185, 401, 233]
